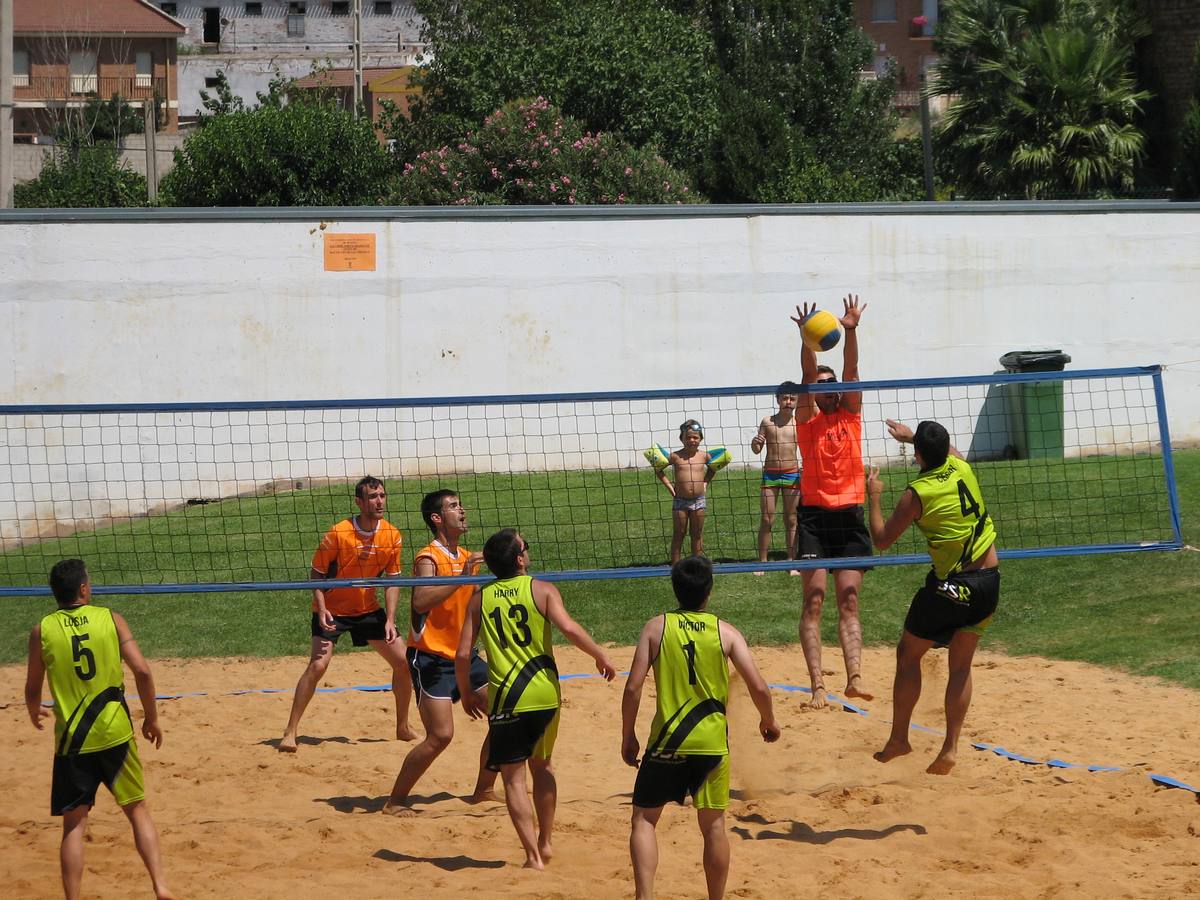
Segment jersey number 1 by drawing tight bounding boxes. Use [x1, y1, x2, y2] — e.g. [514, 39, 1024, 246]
[682, 640, 698, 685]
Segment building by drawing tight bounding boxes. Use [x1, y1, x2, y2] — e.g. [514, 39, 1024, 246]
[856, 0, 940, 106]
[290, 65, 420, 139]
[12, 0, 186, 141]
[157, 1, 425, 120]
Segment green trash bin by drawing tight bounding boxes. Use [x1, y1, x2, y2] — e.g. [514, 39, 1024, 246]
[1000, 350, 1072, 460]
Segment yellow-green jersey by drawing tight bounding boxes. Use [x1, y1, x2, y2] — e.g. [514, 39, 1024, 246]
[40, 605, 133, 756]
[648, 611, 729, 756]
[479, 575, 560, 717]
[908, 456, 998, 580]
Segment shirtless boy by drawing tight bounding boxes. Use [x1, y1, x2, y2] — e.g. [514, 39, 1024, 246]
[750, 381, 803, 575]
[657, 420, 719, 564]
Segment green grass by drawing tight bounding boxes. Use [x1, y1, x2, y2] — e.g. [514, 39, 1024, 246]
[0, 451, 1195, 692]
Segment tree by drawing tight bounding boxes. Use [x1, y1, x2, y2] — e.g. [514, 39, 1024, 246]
[388, 97, 703, 205]
[399, 1, 721, 173]
[932, 0, 1151, 198]
[160, 100, 391, 206]
[1173, 39, 1200, 200]
[14, 144, 147, 208]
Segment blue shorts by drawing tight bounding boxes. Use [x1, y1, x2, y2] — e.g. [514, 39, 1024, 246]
[762, 468, 800, 489]
[407, 647, 487, 704]
[673, 494, 707, 513]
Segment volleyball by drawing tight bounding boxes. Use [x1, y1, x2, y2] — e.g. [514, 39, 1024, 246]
[644, 444, 670, 470]
[801, 309, 841, 353]
[706, 447, 732, 471]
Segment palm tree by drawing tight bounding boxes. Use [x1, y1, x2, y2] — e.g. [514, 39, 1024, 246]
[931, 0, 1150, 198]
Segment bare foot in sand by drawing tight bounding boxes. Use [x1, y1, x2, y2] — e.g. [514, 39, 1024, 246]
[523, 855, 545, 870]
[277, 733, 298, 753]
[396, 724, 420, 742]
[538, 840, 553, 864]
[873, 739, 912, 763]
[926, 750, 956, 775]
[467, 788, 501, 804]
[844, 674, 874, 702]
[381, 801, 419, 817]
[805, 685, 829, 710]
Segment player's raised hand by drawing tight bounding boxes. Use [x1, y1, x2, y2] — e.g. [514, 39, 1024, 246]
[621, 733, 641, 768]
[885, 418, 914, 444]
[867, 466, 885, 498]
[840, 294, 866, 329]
[790, 302, 818, 330]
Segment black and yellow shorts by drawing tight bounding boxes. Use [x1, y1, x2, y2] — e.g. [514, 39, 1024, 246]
[905, 566, 1001, 647]
[632, 752, 730, 811]
[486, 708, 559, 771]
[51, 739, 145, 816]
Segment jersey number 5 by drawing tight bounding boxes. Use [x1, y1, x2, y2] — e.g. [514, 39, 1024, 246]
[72, 633, 97, 681]
[957, 480, 981, 519]
[488, 605, 533, 649]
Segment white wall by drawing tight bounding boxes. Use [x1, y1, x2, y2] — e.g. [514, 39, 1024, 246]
[0, 205, 1197, 537]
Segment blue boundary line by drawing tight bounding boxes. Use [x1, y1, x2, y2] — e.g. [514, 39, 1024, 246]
[0, 365, 1163, 414]
[70, 672, 1194, 797]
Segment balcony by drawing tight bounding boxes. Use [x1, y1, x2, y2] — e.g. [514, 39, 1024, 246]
[13, 75, 167, 104]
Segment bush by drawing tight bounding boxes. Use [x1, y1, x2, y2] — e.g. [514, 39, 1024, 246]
[160, 101, 391, 207]
[14, 144, 147, 208]
[1173, 40, 1200, 200]
[387, 97, 703, 205]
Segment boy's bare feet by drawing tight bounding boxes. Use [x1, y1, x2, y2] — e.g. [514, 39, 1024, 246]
[926, 749, 956, 775]
[873, 739, 912, 763]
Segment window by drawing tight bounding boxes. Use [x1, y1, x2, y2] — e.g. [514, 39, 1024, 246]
[160, 2, 178, 15]
[13, 49, 30, 87]
[203, 7, 221, 43]
[136, 51, 154, 88]
[872, 0, 897, 22]
[204, 76, 221, 88]
[331, 1, 349, 14]
[245, 2, 263, 15]
[69, 51, 98, 94]
[287, 13, 305, 35]
[374, 1, 393, 13]
[289, 2, 307, 11]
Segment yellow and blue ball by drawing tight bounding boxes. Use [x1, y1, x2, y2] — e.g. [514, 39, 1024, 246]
[801, 309, 841, 353]
[706, 447, 732, 472]
[644, 444, 670, 471]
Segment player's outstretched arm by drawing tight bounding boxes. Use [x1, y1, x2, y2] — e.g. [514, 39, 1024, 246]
[886, 419, 964, 460]
[24, 625, 51, 730]
[621, 619, 660, 767]
[866, 468, 922, 551]
[538, 582, 616, 681]
[720, 622, 781, 742]
[455, 591, 487, 719]
[839, 294, 865, 413]
[791, 302, 820, 421]
[114, 612, 162, 748]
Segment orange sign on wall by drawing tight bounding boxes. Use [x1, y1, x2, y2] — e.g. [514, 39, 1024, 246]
[323, 233, 377, 271]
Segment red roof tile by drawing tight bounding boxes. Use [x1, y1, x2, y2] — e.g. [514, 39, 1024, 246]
[292, 67, 415, 90]
[15, 0, 185, 36]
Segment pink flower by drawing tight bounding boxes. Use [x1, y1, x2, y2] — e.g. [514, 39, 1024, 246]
[561, 176, 571, 185]
[912, 15, 928, 24]
[617, 193, 625, 202]
[550, 183, 558, 192]
[624, 167, 633, 176]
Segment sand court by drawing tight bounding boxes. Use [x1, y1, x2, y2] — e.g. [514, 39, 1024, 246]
[4, 644, 1200, 898]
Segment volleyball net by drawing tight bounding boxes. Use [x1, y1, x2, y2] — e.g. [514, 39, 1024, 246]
[0, 365, 1183, 596]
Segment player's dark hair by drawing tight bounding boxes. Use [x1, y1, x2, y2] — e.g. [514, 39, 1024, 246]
[355, 475, 385, 499]
[914, 420, 951, 470]
[49, 558, 88, 606]
[815, 365, 837, 381]
[483, 528, 525, 579]
[776, 380, 801, 399]
[421, 489, 458, 534]
[679, 419, 703, 440]
[671, 555, 713, 611]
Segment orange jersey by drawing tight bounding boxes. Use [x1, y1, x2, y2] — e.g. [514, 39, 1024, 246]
[408, 540, 475, 660]
[311, 517, 403, 617]
[795, 408, 865, 508]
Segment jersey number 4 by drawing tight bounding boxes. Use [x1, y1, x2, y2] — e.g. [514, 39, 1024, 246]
[957, 480, 982, 519]
[488, 605, 533, 649]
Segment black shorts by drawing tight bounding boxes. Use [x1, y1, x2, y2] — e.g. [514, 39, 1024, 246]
[905, 566, 1001, 646]
[51, 741, 144, 816]
[632, 753, 726, 809]
[486, 708, 559, 771]
[311, 608, 387, 647]
[407, 646, 487, 704]
[796, 504, 873, 567]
